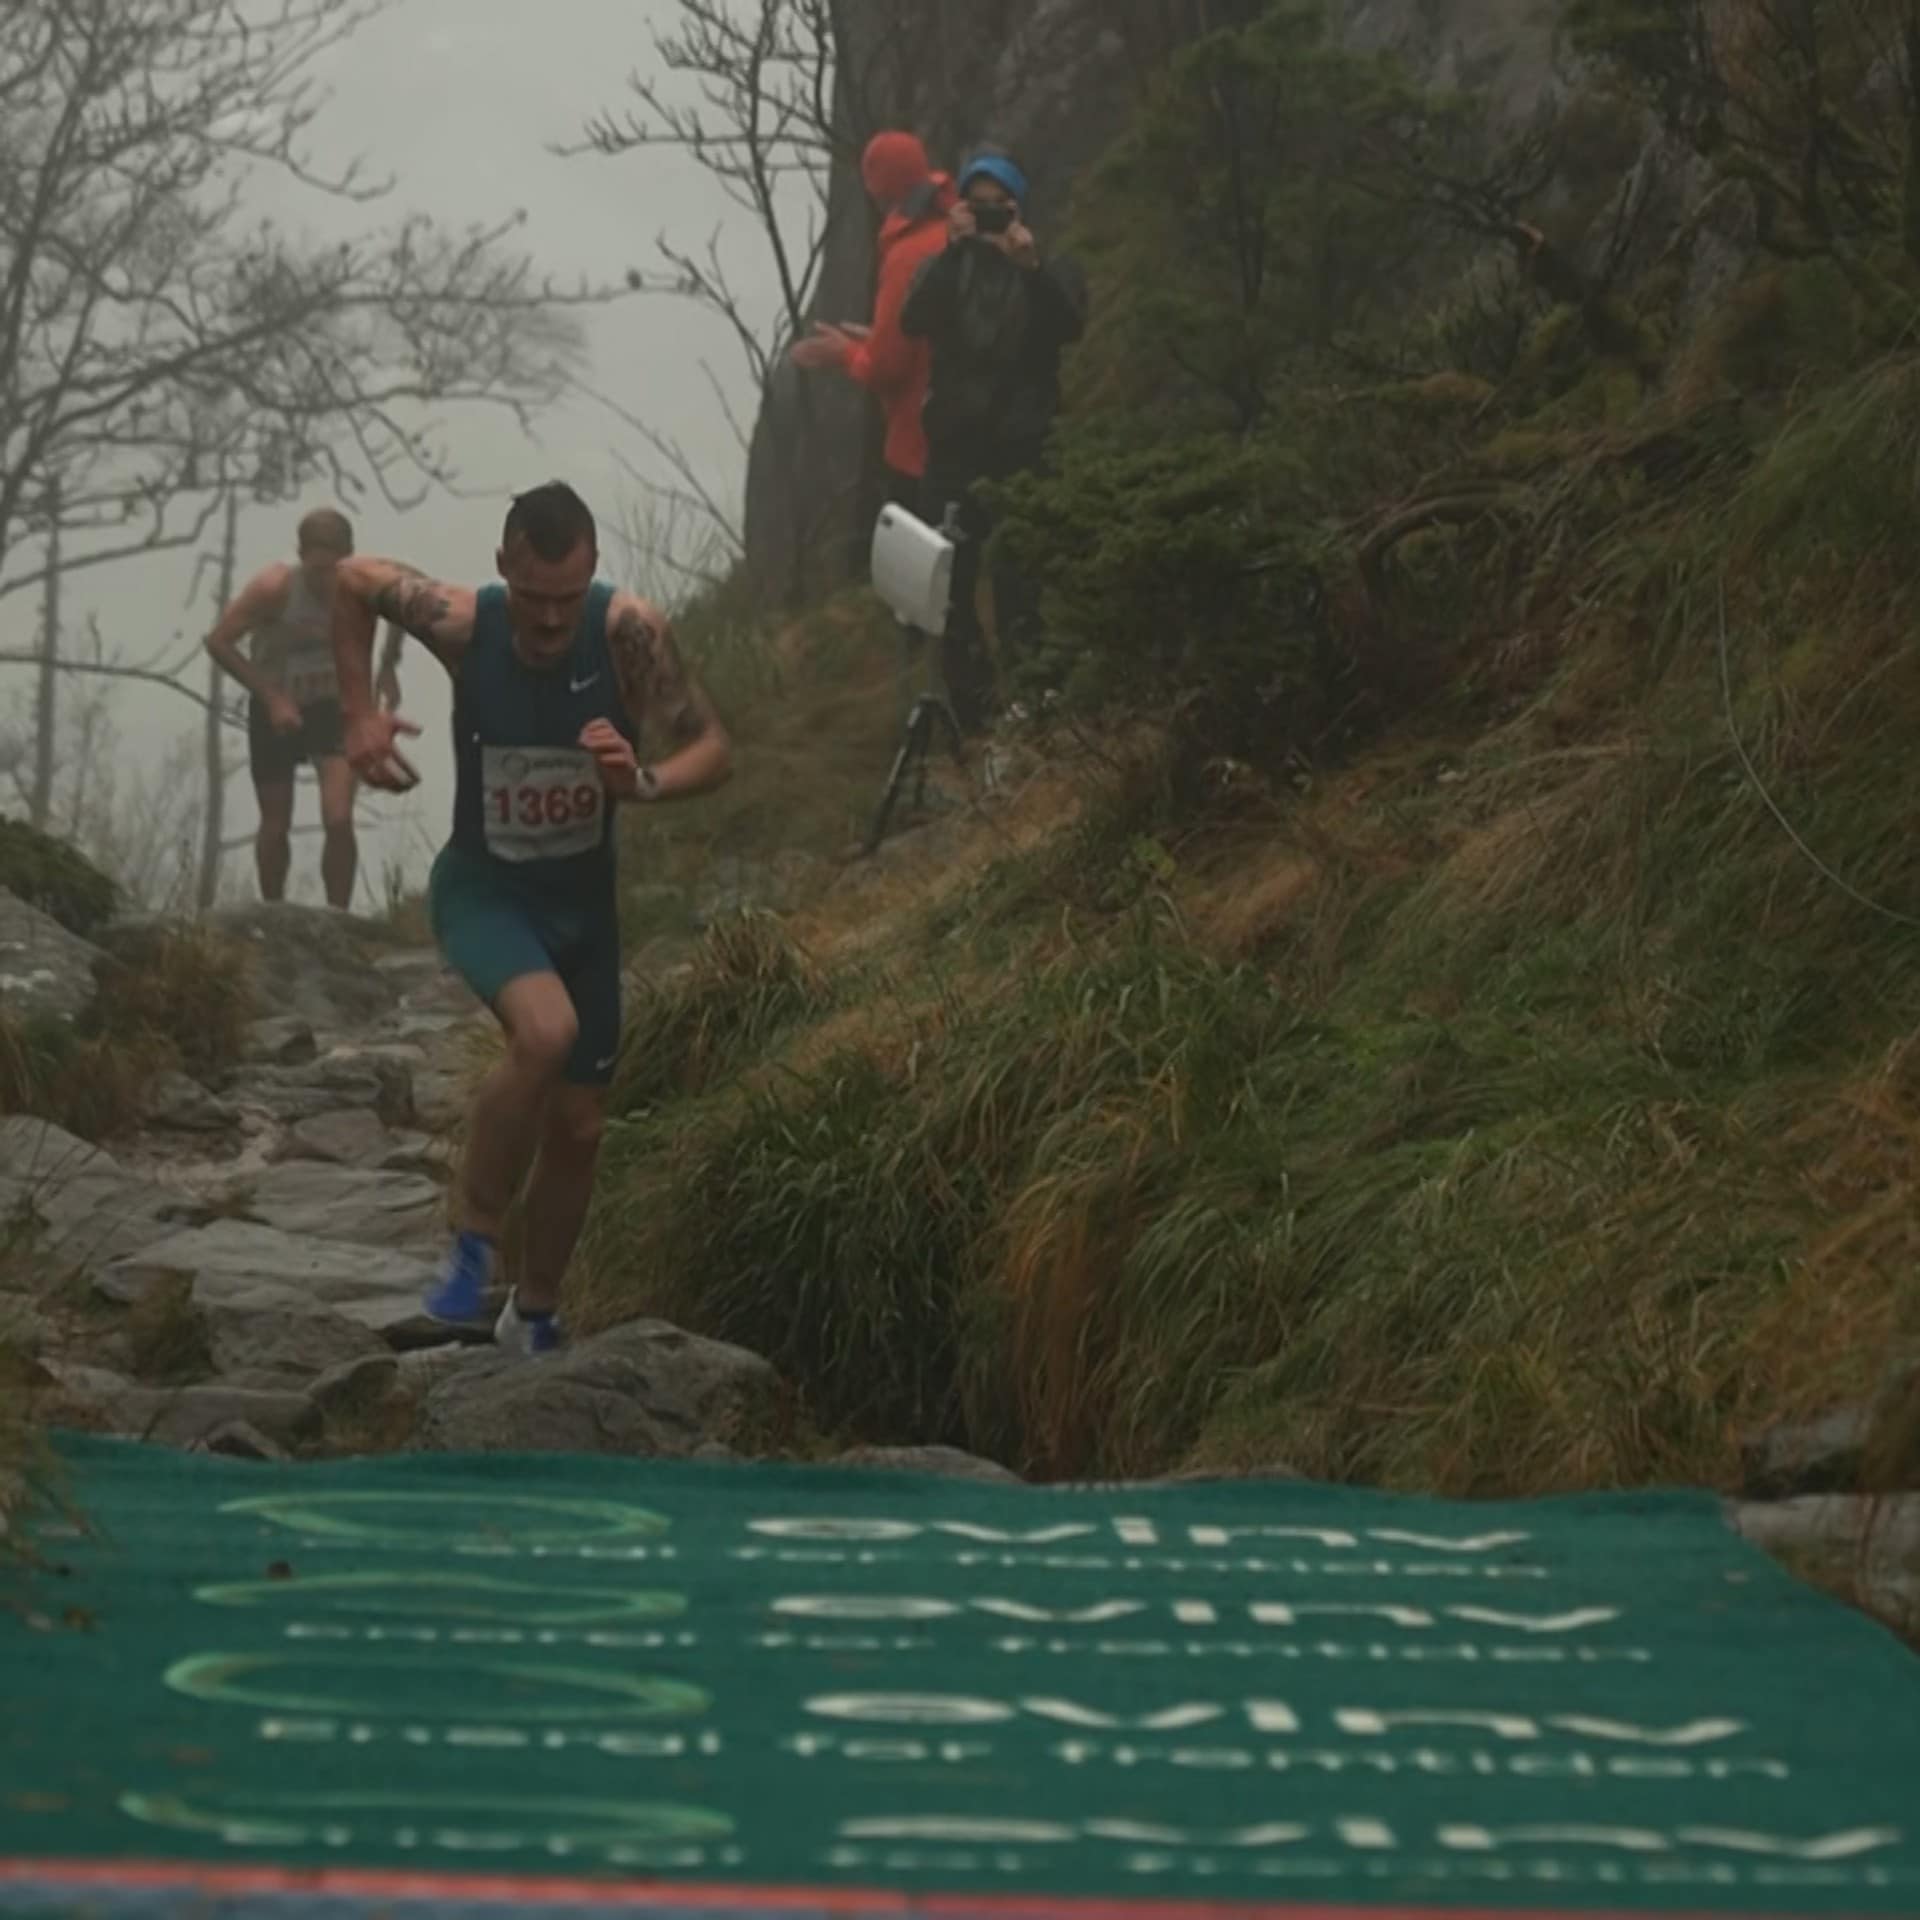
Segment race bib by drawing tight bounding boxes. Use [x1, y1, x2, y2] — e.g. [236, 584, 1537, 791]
[284, 646, 337, 706]
[481, 746, 606, 863]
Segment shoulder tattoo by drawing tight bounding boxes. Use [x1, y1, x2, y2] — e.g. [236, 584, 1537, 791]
[608, 602, 703, 743]
[372, 569, 454, 644]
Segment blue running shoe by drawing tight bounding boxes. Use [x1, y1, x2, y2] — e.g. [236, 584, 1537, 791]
[495, 1290, 564, 1358]
[423, 1230, 496, 1326]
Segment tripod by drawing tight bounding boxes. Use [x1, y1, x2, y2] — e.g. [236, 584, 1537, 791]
[863, 503, 969, 857]
[863, 634, 968, 856]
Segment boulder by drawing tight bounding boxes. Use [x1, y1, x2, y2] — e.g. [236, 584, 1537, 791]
[37, 1361, 320, 1449]
[309, 1352, 402, 1421]
[416, 1318, 788, 1457]
[0, 1117, 198, 1280]
[0, 887, 103, 1024]
[199, 1421, 290, 1462]
[206, 902, 402, 1033]
[409, 1067, 471, 1134]
[96, 1219, 445, 1345]
[275, 1108, 396, 1169]
[243, 1016, 317, 1066]
[198, 1283, 389, 1384]
[1730, 1495, 1920, 1630]
[832, 1444, 1023, 1483]
[1740, 1408, 1874, 1500]
[227, 1050, 413, 1128]
[142, 1071, 241, 1135]
[223, 1162, 445, 1258]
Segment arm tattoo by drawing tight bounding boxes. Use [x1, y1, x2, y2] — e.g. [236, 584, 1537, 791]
[609, 604, 704, 744]
[372, 569, 453, 646]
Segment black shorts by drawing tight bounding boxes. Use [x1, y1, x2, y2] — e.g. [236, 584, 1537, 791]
[248, 697, 345, 785]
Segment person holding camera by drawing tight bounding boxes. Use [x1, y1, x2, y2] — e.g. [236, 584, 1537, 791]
[901, 147, 1087, 736]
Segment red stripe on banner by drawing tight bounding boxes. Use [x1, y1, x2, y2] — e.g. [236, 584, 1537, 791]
[0, 1858, 1798, 1920]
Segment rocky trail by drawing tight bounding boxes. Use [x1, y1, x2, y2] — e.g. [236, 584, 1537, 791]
[0, 901, 827, 1476]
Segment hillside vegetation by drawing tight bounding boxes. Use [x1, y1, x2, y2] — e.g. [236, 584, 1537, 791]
[575, 0, 1920, 1495]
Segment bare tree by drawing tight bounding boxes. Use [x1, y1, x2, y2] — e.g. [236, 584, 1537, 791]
[1, 0, 601, 799]
[572, 0, 883, 606]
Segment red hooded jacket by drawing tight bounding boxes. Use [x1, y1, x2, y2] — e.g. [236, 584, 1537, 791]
[842, 170, 955, 481]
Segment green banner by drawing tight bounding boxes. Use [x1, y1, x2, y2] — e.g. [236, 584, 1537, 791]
[4, 1436, 1920, 1916]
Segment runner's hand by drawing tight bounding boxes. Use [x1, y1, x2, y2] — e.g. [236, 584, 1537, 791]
[265, 692, 303, 735]
[346, 710, 421, 792]
[580, 719, 645, 800]
[790, 323, 853, 371]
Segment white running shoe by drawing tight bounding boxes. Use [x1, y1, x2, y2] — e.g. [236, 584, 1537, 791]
[494, 1291, 564, 1358]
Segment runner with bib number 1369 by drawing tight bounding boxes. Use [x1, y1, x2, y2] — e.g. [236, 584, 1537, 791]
[331, 481, 733, 1357]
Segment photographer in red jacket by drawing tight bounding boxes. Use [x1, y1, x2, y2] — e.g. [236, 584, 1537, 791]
[791, 131, 955, 499]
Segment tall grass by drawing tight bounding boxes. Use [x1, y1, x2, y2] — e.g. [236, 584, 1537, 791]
[0, 924, 256, 1139]
[572, 345, 1920, 1492]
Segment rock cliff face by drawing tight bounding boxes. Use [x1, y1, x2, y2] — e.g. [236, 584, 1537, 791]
[740, 0, 1720, 603]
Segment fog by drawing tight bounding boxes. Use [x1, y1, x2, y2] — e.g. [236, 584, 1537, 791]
[1, 0, 776, 910]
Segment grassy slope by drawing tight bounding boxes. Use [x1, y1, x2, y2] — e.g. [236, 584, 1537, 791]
[575, 289, 1920, 1498]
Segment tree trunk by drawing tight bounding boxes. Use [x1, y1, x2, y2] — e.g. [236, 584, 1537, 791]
[196, 489, 240, 913]
[30, 480, 59, 831]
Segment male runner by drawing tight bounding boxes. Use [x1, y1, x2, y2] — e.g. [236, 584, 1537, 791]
[332, 481, 732, 1356]
[204, 507, 403, 909]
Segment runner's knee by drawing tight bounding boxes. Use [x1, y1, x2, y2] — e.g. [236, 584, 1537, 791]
[507, 1001, 579, 1077]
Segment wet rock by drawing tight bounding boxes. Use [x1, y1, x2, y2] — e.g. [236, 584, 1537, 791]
[832, 1444, 1023, 1483]
[227, 1050, 413, 1128]
[1730, 1495, 1920, 1630]
[379, 1132, 454, 1181]
[0, 888, 103, 1025]
[415, 1319, 788, 1458]
[409, 1068, 471, 1134]
[395, 1343, 493, 1397]
[142, 1072, 241, 1136]
[207, 903, 401, 1033]
[243, 1016, 317, 1066]
[0, 1117, 199, 1281]
[96, 1219, 441, 1346]
[275, 1108, 397, 1169]
[309, 1352, 401, 1421]
[221, 1162, 444, 1258]
[199, 1284, 388, 1385]
[38, 1362, 320, 1449]
[200, 1421, 289, 1463]
[1741, 1409, 1874, 1500]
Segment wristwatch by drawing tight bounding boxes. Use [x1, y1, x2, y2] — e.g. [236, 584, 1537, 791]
[636, 766, 662, 801]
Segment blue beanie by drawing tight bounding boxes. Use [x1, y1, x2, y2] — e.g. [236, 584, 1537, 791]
[959, 151, 1030, 206]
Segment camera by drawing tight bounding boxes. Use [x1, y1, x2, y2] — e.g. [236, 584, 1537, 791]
[971, 202, 1015, 236]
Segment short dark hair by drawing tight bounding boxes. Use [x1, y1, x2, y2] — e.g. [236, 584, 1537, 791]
[297, 507, 353, 555]
[503, 482, 596, 562]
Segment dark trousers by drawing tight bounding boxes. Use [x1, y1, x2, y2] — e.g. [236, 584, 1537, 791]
[923, 448, 1044, 737]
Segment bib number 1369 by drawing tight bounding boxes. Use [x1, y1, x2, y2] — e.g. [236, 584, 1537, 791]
[480, 746, 605, 863]
[491, 783, 601, 830]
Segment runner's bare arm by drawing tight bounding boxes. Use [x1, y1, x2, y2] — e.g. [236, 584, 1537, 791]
[203, 564, 292, 705]
[331, 558, 477, 719]
[604, 591, 732, 799]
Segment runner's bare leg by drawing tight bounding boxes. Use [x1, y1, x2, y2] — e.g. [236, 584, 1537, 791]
[316, 755, 357, 910]
[255, 779, 294, 902]
[460, 971, 577, 1242]
[517, 1084, 606, 1315]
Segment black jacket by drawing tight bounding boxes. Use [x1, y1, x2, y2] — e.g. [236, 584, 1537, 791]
[900, 234, 1088, 467]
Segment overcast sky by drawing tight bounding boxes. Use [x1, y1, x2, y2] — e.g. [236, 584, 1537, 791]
[2, 0, 777, 910]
